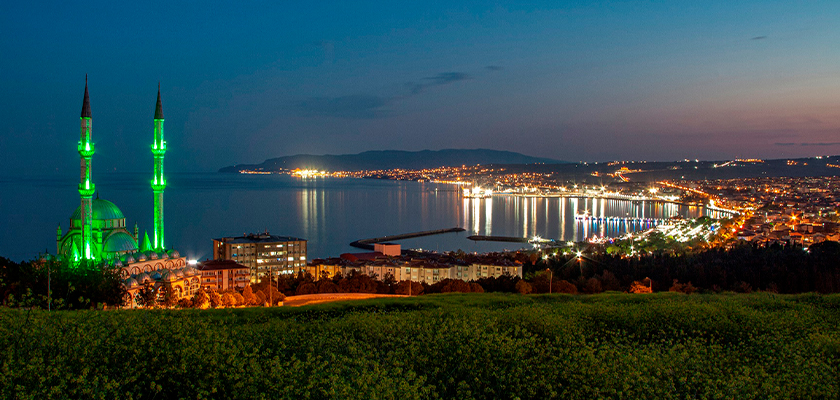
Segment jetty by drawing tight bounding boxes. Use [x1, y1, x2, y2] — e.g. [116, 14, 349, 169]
[350, 227, 466, 250]
[467, 235, 530, 243]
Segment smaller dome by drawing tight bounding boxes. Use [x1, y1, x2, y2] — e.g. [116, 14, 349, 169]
[136, 253, 147, 262]
[149, 252, 159, 260]
[137, 273, 152, 284]
[169, 250, 180, 258]
[183, 266, 196, 277]
[174, 269, 185, 278]
[104, 232, 138, 253]
[123, 253, 135, 263]
[124, 278, 138, 288]
[150, 271, 162, 280]
[114, 259, 123, 267]
[164, 273, 178, 282]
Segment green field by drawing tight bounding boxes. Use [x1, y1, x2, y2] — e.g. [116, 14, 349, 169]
[2, 293, 839, 399]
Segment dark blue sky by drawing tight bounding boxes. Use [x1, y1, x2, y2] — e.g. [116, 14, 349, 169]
[3, 1, 840, 173]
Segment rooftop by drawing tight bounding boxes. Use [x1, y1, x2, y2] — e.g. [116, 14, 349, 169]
[215, 232, 306, 244]
[198, 259, 248, 271]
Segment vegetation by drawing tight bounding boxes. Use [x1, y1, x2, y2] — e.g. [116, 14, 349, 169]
[1, 292, 838, 399]
[529, 240, 840, 293]
[0, 257, 124, 309]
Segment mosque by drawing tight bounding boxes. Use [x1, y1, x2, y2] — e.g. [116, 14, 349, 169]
[51, 78, 198, 305]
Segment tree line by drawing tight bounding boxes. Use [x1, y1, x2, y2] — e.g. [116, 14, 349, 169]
[2, 240, 840, 309]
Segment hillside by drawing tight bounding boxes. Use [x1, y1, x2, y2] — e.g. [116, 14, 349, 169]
[219, 148, 564, 172]
[2, 293, 838, 399]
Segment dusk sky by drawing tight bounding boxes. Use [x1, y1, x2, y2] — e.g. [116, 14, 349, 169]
[3, 1, 840, 174]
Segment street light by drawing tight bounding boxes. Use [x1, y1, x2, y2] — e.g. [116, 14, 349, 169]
[546, 268, 553, 294]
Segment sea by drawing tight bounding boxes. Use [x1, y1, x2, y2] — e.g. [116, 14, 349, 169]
[0, 172, 719, 263]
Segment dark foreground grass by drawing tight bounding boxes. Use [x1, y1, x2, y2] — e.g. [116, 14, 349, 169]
[1, 293, 839, 399]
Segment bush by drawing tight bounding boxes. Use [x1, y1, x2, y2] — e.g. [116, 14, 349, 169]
[554, 280, 578, 294]
[669, 280, 698, 294]
[515, 280, 533, 294]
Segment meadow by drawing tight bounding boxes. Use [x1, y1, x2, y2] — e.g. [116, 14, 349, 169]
[1, 292, 838, 399]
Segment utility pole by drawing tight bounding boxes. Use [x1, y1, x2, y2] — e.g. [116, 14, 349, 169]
[547, 268, 553, 294]
[269, 265, 273, 307]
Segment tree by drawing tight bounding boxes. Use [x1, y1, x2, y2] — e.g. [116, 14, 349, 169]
[316, 279, 339, 293]
[242, 285, 258, 305]
[161, 284, 178, 308]
[515, 280, 532, 294]
[629, 281, 653, 294]
[554, 280, 578, 294]
[233, 292, 245, 305]
[669, 280, 697, 294]
[255, 290, 267, 306]
[584, 278, 603, 294]
[137, 285, 157, 307]
[221, 292, 237, 307]
[394, 280, 423, 296]
[192, 288, 210, 308]
[208, 290, 222, 308]
[599, 270, 621, 291]
[296, 282, 317, 295]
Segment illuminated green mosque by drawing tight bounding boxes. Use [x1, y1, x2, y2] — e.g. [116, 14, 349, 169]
[56, 77, 168, 263]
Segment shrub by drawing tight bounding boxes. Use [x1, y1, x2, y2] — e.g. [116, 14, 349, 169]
[515, 280, 532, 294]
[669, 280, 698, 294]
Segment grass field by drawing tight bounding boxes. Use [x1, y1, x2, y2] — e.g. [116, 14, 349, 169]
[1, 292, 839, 399]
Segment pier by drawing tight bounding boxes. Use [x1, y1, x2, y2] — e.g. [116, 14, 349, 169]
[467, 235, 530, 243]
[350, 227, 466, 250]
[467, 235, 557, 245]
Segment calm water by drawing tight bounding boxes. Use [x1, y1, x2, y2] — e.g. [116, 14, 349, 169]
[0, 173, 719, 262]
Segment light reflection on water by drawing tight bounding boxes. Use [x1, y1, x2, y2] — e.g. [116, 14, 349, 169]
[0, 173, 720, 261]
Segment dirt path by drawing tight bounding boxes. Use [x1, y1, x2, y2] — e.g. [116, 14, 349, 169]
[282, 293, 408, 307]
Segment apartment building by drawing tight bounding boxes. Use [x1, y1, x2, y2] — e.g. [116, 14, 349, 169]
[213, 232, 307, 282]
[196, 259, 250, 291]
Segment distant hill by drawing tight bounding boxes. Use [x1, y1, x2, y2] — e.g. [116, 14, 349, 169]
[219, 149, 565, 173]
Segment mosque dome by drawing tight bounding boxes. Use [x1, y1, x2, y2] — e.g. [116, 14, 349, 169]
[125, 278, 139, 288]
[103, 232, 138, 253]
[137, 273, 152, 284]
[70, 198, 126, 221]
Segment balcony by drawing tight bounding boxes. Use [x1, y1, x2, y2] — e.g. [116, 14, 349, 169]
[77, 141, 95, 157]
[151, 141, 167, 156]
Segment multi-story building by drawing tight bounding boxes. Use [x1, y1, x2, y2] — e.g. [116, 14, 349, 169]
[213, 232, 307, 282]
[468, 263, 523, 280]
[196, 259, 250, 291]
[301, 258, 345, 279]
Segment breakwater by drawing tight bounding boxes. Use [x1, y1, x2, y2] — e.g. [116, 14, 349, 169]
[350, 227, 467, 250]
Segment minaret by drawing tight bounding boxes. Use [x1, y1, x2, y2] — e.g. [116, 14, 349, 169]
[151, 83, 166, 250]
[78, 76, 96, 260]
[56, 224, 62, 253]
